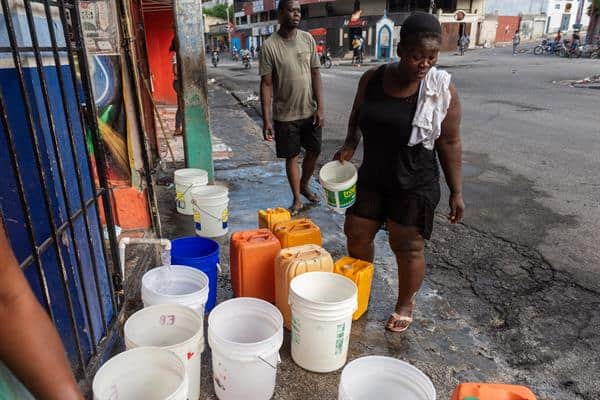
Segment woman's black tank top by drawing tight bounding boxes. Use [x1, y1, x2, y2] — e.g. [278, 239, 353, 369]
[358, 65, 439, 190]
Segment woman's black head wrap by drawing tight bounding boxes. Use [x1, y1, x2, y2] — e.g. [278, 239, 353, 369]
[400, 12, 442, 40]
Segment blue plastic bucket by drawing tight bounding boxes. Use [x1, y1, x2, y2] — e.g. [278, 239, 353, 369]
[171, 237, 220, 312]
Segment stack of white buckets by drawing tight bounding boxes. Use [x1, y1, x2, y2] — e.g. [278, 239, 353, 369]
[175, 168, 229, 238]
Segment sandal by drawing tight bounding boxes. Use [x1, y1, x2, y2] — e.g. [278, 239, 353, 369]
[386, 312, 413, 333]
[289, 203, 304, 216]
[300, 188, 320, 204]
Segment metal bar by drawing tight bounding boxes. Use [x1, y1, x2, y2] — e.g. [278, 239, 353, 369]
[0, 0, 86, 374]
[41, 0, 109, 337]
[20, 197, 97, 270]
[0, 87, 54, 319]
[116, 0, 163, 237]
[22, 0, 100, 357]
[57, 0, 122, 306]
[0, 46, 69, 52]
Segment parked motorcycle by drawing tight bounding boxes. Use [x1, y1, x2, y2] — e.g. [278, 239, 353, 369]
[320, 51, 333, 69]
[212, 51, 219, 67]
[533, 39, 564, 56]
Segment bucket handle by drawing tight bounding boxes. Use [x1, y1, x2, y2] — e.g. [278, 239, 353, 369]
[257, 352, 281, 370]
[191, 199, 225, 221]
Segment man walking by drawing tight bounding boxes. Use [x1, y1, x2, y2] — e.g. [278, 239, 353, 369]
[512, 30, 521, 55]
[259, 0, 324, 214]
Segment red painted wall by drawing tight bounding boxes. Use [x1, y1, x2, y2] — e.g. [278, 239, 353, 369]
[496, 16, 521, 43]
[143, 10, 176, 105]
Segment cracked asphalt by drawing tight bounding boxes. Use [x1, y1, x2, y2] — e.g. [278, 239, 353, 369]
[154, 46, 599, 399]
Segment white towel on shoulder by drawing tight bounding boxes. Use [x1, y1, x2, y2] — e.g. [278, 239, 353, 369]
[409, 67, 452, 150]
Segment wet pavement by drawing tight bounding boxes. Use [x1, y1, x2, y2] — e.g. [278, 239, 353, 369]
[151, 80, 600, 399]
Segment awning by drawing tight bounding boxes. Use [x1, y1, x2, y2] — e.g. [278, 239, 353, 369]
[309, 28, 327, 37]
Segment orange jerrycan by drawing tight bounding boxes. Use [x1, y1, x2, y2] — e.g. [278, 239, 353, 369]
[273, 218, 322, 248]
[451, 383, 537, 400]
[275, 244, 333, 328]
[258, 208, 291, 231]
[334, 257, 374, 320]
[230, 229, 281, 303]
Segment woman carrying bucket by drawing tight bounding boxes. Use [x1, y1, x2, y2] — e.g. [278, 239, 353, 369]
[333, 12, 464, 333]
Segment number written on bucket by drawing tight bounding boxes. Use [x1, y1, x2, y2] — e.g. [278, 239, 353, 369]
[160, 314, 176, 325]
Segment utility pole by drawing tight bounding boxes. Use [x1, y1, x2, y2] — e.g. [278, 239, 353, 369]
[173, 0, 214, 182]
[226, 2, 232, 52]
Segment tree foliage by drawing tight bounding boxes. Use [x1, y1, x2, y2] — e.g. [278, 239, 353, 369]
[203, 4, 234, 22]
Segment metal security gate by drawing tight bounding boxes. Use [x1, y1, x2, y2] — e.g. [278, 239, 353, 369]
[0, 0, 121, 382]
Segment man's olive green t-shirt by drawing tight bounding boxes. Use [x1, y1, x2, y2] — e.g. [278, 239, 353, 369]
[259, 30, 320, 122]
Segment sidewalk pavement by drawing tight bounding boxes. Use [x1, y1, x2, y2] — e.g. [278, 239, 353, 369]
[150, 83, 582, 399]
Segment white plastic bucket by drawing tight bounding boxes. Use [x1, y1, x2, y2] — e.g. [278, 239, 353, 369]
[338, 356, 436, 400]
[175, 168, 208, 215]
[124, 304, 204, 400]
[92, 347, 187, 400]
[289, 272, 358, 373]
[208, 298, 284, 400]
[191, 185, 229, 238]
[319, 161, 358, 213]
[141, 265, 210, 316]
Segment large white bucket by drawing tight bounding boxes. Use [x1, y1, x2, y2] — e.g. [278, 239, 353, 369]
[289, 272, 358, 373]
[124, 304, 204, 400]
[141, 265, 210, 316]
[175, 168, 208, 215]
[208, 298, 284, 400]
[338, 356, 436, 400]
[92, 347, 187, 400]
[191, 185, 229, 238]
[319, 161, 358, 213]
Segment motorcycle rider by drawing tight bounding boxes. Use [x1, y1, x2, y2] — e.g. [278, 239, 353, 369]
[316, 40, 326, 64]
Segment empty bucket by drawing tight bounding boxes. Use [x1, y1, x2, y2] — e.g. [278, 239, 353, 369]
[208, 298, 284, 400]
[124, 304, 204, 400]
[175, 168, 208, 215]
[171, 236, 220, 312]
[289, 272, 357, 373]
[141, 265, 210, 316]
[319, 161, 357, 213]
[191, 185, 229, 238]
[92, 347, 187, 400]
[338, 356, 436, 400]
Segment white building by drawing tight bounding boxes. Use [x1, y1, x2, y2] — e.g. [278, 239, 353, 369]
[202, 0, 233, 8]
[545, 0, 592, 33]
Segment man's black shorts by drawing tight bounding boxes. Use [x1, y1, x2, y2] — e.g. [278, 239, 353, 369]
[273, 117, 322, 159]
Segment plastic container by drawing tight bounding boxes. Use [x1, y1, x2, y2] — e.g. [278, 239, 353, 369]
[334, 257, 374, 320]
[273, 218, 322, 248]
[141, 265, 210, 316]
[289, 272, 357, 373]
[230, 229, 281, 303]
[124, 304, 205, 400]
[275, 244, 334, 329]
[208, 298, 284, 400]
[258, 208, 291, 231]
[175, 168, 208, 215]
[319, 161, 357, 213]
[338, 356, 436, 400]
[171, 236, 220, 312]
[191, 185, 229, 238]
[451, 383, 537, 400]
[93, 347, 187, 400]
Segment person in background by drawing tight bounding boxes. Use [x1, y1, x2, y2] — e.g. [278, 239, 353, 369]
[0, 219, 83, 400]
[458, 33, 469, 56]
[352, 36, 360, 65]
[358, 35, 365, 64]
[260, 0, 325, 215]
[250, 44, 256, 59]
[316, 40, 325, 58]
[512, 30, 521, 55]
[170, 37, 182, 136]
[334, 12, 464, 333]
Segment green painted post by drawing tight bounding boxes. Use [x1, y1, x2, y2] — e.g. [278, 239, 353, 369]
[173, 0, 214, 182]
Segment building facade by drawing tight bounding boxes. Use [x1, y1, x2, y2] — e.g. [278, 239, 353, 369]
[233, 0, 486, 57]
[544, 0, 592, 33]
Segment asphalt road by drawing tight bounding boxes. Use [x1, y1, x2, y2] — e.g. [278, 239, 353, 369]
[209, 47, 600, 292]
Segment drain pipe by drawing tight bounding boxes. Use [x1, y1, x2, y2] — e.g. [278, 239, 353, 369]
[119, 238, 171, 284]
